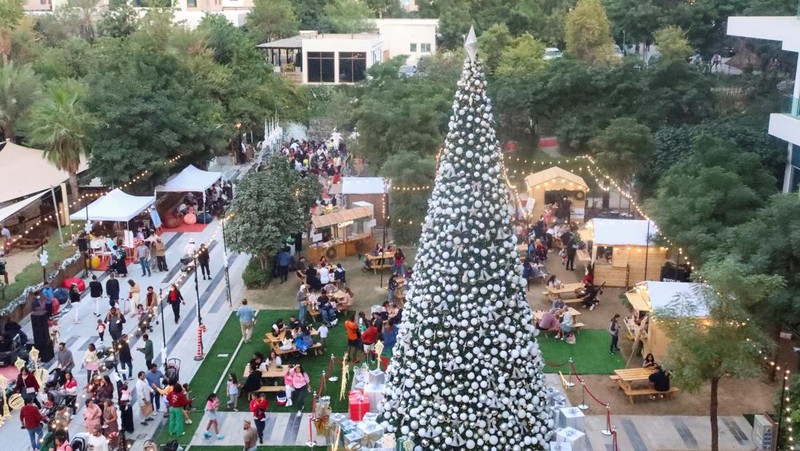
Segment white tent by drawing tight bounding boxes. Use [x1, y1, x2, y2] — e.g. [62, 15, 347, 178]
[341, 177, 385, 194]
[588, 218, 657, 246]
[0, 141, 88, 204]
[69, 188, 155, 222]
[155, 165, 222, 193]
[0, 190, 47, 223]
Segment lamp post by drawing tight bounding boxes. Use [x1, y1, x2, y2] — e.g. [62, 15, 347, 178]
[379, 180, 389, 288]
[235, 122, 244, 165]
[221, 216, 233, 307]
[159, 287, 167, 362]
[83, 219, 92, 278]
[193, 254, 204, 361]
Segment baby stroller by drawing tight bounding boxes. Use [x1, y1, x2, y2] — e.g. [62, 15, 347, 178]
[580, 282, 605, 310]
[70, 433, 90, 451]
[165, 358, 180, 383]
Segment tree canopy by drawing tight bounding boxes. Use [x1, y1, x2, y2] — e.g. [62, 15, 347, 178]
[565, 0, 615, 64]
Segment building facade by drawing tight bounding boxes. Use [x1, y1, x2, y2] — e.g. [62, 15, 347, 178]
[728, 16, 800, 192]
[373, 18, 438, 65]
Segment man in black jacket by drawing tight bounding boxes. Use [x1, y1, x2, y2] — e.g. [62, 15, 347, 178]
[89, 275, 103, 317]
[117, 334, 134, 379]
[106, 273, 120, 308]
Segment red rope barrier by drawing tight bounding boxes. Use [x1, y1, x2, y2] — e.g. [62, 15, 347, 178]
[567, 361, 619, 451]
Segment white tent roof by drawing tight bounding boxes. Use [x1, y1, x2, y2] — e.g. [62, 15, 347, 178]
[0, 190, 47, 223]
[586, 218, 657, 246]
[69, 189, 155, 222]
[637, 281, 709, 317]
[342, 177, 385, 195]
[155, 165, 222, 193]
[0, 141, 88, 204]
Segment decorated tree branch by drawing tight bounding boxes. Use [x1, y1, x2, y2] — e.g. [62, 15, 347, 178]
[378, 28, 554, 450]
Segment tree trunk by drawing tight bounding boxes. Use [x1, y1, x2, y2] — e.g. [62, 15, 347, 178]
[3, 124, 14, 143]
[68, 172, 80, 205]
[710, 376, 720, 451]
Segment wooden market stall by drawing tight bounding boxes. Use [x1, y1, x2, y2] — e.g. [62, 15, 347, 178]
[524, 166, 588, 224]
[580, 218, 667, 287]
[307, 204, 375, 261]
[624, 281, 707, 361]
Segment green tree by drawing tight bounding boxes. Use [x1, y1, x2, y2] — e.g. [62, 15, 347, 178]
[647, 135, 777, 264]
[591, 117, 654, 184]
[478, 23, 512, 75]
[290, 0, 327, 29]
[601, 0, 660, 46]
[0, 61, 40, 142]
[658, 260, 783, 451]
[68, 0, 104, 41]
[654, 25, 692, 63]
[0, 0, 24, 64]
[22, 79, 94, 197]
[379, 151, 436, 244]
[564, 0, 614, 64]
[323, 0, 373, 33]
[97, 1, 139, 38]
[246, 0, 299, 44]
[496, 33, 545, 77]
[436, 0, 471, 49]
[226, 156, 306, 269]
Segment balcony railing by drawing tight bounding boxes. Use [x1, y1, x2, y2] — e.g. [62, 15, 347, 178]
[782, 95, 800, 117]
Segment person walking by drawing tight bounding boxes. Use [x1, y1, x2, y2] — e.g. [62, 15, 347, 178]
[137, 334, 154, 369]
[154, 237, 168, 272]
[136, 241, 151, 277]
[83, 399, 102, 434]
[135, 371, 155, 425]
[145, 364, 165, 413]
[276, 247, 291, 283]
[166, 284, 184, 324]
[105, 307, 125, 342]
[106, 274, 120, 308]
[56, 342, 75, 375]
[126, 279, 141, 317]
[167, 383, 191, 437]
[83, 345, 100, 383]
[237, 299, 255, 343]
[296, 284, 307, 324]
[288, 365, 309, 417]
[565, 237, 577, 271]
[203, 393, 224, 440]
[226, 373, 240, 411]
[197, 243, 211, 280]
[243, 420, 258, 451]
[249, 393, 268, 444]
[102, 399, 119, 448]
[117, 335, 133, 379]
[20, 397, 44, 450]
[89, 275, 103, 317]
[609, 314, 621, 354]
[67, 283, 82, 324]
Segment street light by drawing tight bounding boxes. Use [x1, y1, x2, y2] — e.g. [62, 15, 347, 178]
[158, 286, 168, 362]
[235, 122, 244, 165]
[220, 216, 233, 307]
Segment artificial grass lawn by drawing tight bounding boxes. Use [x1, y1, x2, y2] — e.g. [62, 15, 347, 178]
[158, 309, 358, 445]
[538, 329, 626, 375]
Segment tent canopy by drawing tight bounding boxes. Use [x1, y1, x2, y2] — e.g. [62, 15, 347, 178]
[341, 177, 385, 195]
[525, 166, 588, 190]
[626, 281, 708, 316]
[0, 141, 88, 204]
[584, 218, 657, 246]
[155, 165, 222, 193]
[311, 206, 372, 229]
[69, 188, 155, 222]
[0, 190, 47, 223]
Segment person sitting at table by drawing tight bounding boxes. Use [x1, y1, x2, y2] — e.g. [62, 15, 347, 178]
[334, 264, 346, 284]
[648, 365, 671, 396]
[532, 263, 547, 280]
[556, 307, 574, 340]
[271, 319, 285, 337]
[536, 310, 560, 336]
[318, 256, 329, 267]
[318, 264, 331, 285]
[370, 243, 383, 256]
[547, 275, 563, 289]
[317, 293, 338, 325]
[242, 362, 262, 395]
[288, 316, 301, 331]
[295, 256, 308, 281]
[280, 330, 294, 352]
[642, 353, 657, 369]
[337, 287, 354, 312]
[323, 281, 337, 295]
[580, 283, 601, 310]
[260, 351, 283, 372]
[306, 265, 322, 291]
[387, 274, 398, 301]
[294, 327, 313, 355]
[250, 352, 266, 370]
[550, 295, 565, 313]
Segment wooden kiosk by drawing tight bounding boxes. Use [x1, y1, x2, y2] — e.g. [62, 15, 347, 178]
[307, 204, 374, 262]
[580, 219, 667, 287]
[624, 281, 707, 361]
[524, 166, 588, 223]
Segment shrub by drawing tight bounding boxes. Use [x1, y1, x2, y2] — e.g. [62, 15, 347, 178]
[242, 256, 273, 289]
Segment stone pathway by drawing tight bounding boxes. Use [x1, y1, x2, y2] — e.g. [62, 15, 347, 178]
[187, 412, 327, 447]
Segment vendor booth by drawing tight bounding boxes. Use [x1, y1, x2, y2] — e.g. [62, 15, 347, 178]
[524, 167, 587, 224]
[155, 165, 223, 227]
[307, 203, 375, 261]
[581, 218, 667, 288]
[624, 281, 707, 361]
[334, 177, 387, 226]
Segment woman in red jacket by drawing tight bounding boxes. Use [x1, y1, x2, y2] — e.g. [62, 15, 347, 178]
[16, 367, 40, 406]
[166, 383, 191, 436]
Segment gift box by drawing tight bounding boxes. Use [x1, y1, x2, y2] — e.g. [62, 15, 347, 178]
[369, 369, 386, 385]
[331, 413, 348, 426]
[549, 441, 573, 451]
[364, 383, 385, 413]
[556, 427, 586, 451]
[340, 419, 358, 434]
[349, 391, 371, 421]
[345, 430, 365, 446]
[381, 433, 396, 449]
[548, 393, 567, 406]
[357, 420, 385, 446]
[362, 412, 379, 423]
[558, 407, 585, 432]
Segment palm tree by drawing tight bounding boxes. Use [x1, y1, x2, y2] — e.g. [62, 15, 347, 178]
[0, 61, 40, 142]
[23, 79, 95, 198]
[0, 0, 24, 65]
[68, 0, 104, 42]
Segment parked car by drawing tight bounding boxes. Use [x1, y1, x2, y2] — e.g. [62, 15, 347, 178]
[398, 65, 417, 77]
[544, 48, 563, 60]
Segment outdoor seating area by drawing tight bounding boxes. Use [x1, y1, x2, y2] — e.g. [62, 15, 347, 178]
[611, 368, 681, 404]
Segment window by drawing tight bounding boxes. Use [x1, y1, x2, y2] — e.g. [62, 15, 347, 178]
[409, 43, 417, 52]
[421, 43, 432, 53]
[187, 0, 197, 6]
[338, 52, 367, 83]
[307, 52, 335, 83]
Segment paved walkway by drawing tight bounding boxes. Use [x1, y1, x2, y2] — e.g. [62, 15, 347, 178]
[188, 412, 326, 447]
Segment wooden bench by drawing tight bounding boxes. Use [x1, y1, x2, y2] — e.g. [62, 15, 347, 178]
[609, 375, 621, 381]
[248, 385, 286, 400]
[622, 386, 680, 404]
[572, 322, 585, 334]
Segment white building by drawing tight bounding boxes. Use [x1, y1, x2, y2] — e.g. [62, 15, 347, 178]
[728, 16, 800, 192]
[257, 18, 439, 85]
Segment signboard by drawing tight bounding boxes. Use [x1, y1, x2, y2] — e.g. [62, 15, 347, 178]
[312, 233, 323, 243]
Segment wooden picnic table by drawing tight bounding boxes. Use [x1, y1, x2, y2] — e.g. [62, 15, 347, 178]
[545, 282, 585, 299]
[264, 328, 318, 344]
[243, 363, 288, 379]
[533, 307, 581, 322]
[611, 368, 655, 391]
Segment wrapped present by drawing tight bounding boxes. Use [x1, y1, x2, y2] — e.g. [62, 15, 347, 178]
[369, 369, 386, 385]
[558, 407, 585, 432]
[556, 427, 586, 451]
[331, 413, 349, 426]
[381, 433, 396, 449]
[345, 430, 365, 446]
[358, 420, 385, 446]
[548, 393, 567, 406]
[549, 441, 573, 451]
[340, 419, 358, 434]
[364, 383, 385, 413]
[363, 412, 379, 423]
[353, 379, 367, 392]
[349, 391, 371, 421]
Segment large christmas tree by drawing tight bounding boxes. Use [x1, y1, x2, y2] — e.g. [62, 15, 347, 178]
[379, 29, 555, 450]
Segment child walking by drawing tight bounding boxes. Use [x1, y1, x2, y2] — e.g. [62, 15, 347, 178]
[203, 393, 224, 440]
[226, 373, 239, 411]
[96, 319, 106, 342]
